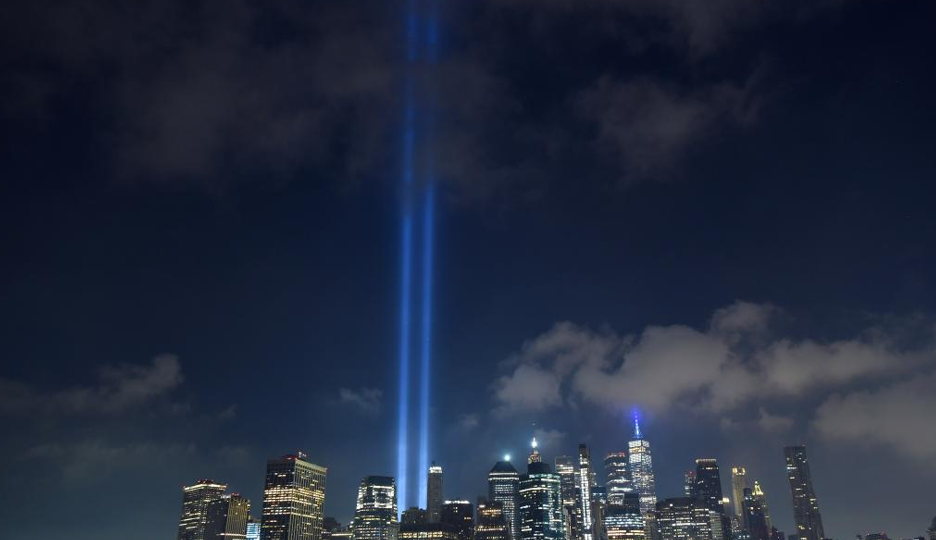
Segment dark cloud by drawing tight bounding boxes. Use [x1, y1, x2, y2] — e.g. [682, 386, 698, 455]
[0, 354, 183, 416]
[337, 387, 383, 416]
[576, 75, 762, 184]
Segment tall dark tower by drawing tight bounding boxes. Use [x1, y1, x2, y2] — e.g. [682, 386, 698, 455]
[440, 501, 475, 540]
[427, 464, 444, 523]
[206, 494, 251, 540]
[784, 446, 824, 540]
[518, 460, 565, 540]
[489, 458, 521, 540]
[693, 459, 724, 513]
[178, 479, 228, 540]
[261, 453, 327, 540]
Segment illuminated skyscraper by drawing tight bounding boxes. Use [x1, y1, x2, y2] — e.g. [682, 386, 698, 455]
[554, 456, 577, 509]
[628, 418, 656, 515]
[751, 481, 772, 532]
[490, 459, 521, 540]
[247, 519, 261, 540]
[518, 460, 565, 540]
[440, 501, 474, 540]
[655, 498, 712, 540]
[605, 453, 631, 508]
[683, 472, 696, 499]
[353, 476, 399, 540]
[476, 501, 511, 540]
[603, 494, 644, 540]
[206, 494, 251, 540]
[783, 446, 824, 540]
[261, 453, 327, 540]
[730, 468, 747, 520]
[178, 479, 228, 540]
[428, 465, 444, 523]
[577, 445, 594, 540]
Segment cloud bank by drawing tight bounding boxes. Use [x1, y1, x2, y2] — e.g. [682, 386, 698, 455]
[493, 302, 936, 459]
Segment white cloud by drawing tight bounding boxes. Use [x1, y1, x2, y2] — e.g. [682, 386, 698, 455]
[813, 370, 936, 461]
[492, 302, 935, 424]
[0, 354, 184, 416]
[337, 387, 383, 415]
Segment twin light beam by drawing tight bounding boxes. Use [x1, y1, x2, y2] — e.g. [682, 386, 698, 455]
[397, 0, 439, 515]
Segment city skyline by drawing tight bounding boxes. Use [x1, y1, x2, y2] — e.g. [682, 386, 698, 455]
[2, 0, 936, 539]
[170, 427, 932, 540]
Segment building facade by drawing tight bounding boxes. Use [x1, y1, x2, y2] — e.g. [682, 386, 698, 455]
[603, 494, 644, 540]
[628, 420, 656, 516]
[206, 494, 251, 540]
[577, 445, 594, 540]
[352, 476, 399, 540]
[730, 468, 747, 521]
[655, 498, 712, 540]
[477, 501, 511, 540]
[490, 460, 521, 540]
[518, 461, 566, 540]
[178, 479, 229, 540]
[428, 465, 444, 523]
[399, 523, 459, 540]
[261, 453, 327, 540]
[440, 501, 474, 540]
[783, 446, 824, 540]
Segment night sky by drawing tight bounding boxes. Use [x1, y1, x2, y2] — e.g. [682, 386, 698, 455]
[2, 1, 936, 539]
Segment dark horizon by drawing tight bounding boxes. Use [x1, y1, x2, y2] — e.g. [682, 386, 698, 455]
[1, 1, 935, 539]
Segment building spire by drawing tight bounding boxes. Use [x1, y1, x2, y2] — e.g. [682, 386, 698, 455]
[633, 411, 642, 439]
[528, 436, 542, 464]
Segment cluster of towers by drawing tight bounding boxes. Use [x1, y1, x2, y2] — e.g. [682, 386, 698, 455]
[176, 422, 927, 540]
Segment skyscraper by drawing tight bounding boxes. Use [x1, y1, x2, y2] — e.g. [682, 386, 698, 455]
[477, 501, 511, 540]
[577, 445, 594, 540]
[693, 460, 724, 514]
[783, 446, 824, 540]
[403, 508, 428, 526]
[683, 472, 696, 499]
[261, 453, 327, 540]
[206, 494, 251, 540]
[490, 459, 521, 540]
[694, 459, 729, 540]
[178, 479, 228, 540]
[353, 476, 399, 540]
[654, 498, 712, 540]
[730, 468, 747, 521]
[440, 501, 474, 540]
[603, 494, 644, 540]
[628, 418, 656, 515]
[751, 481, 772, 532]
[247, 519, 261, 540]
[605, 453, 631, 507]
[428, 465, 444, 523]
[741, 489, 769, 540]
[518, 460, 566, 540]
[555, 456, 577, 510]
